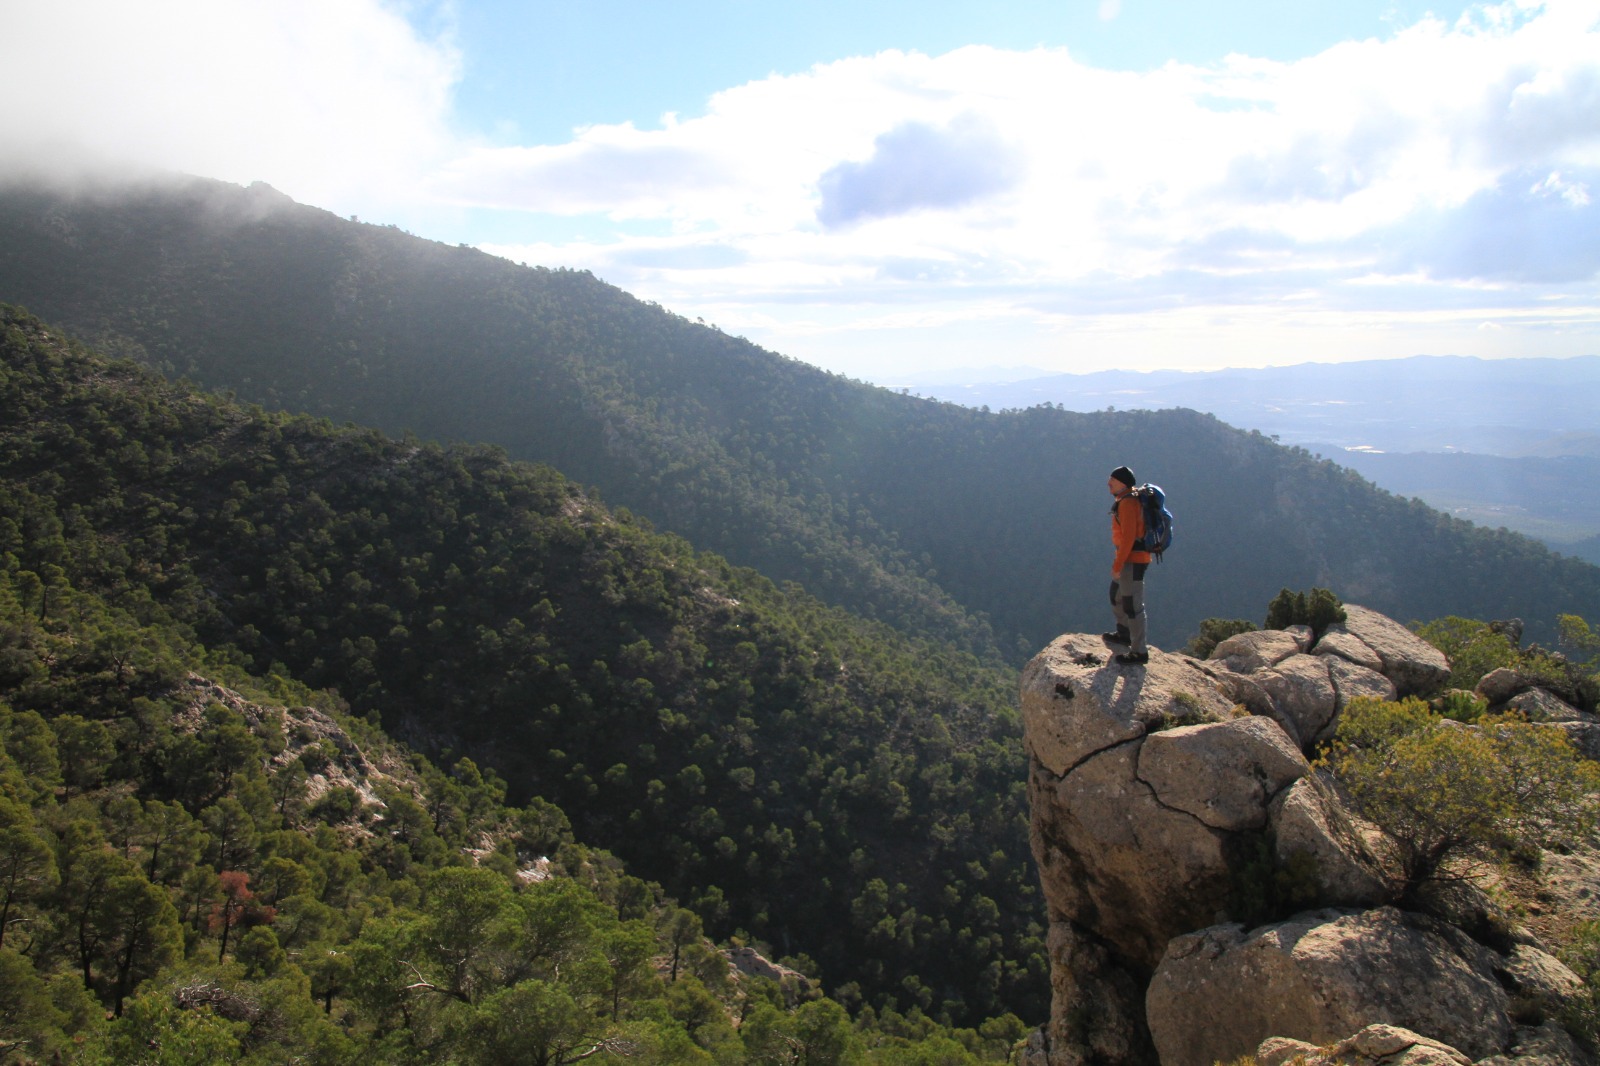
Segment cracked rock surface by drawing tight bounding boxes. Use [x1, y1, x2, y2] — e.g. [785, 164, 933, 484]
[1147, 908, 1514, 1066]
[1021, 635, 1309, 1066]
[1020, 608, 1587, 1066]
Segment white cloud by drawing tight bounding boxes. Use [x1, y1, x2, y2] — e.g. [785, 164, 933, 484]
[0, 0, 461, 214]
[3, 0, 1598, 375]
[566, 4, 1598, 371]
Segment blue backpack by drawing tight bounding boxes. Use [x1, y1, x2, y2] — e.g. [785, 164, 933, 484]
[1133, 484, 1173, 559]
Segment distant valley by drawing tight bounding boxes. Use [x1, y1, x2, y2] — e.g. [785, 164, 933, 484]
[892, 358, 1600, 565]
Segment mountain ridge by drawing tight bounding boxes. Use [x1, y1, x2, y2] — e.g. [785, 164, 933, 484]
[3, 173, 1599, 651]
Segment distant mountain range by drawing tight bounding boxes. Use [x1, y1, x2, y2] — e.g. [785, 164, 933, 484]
[889, 356, 1600, 456]
[890, 359, 1600, 563]
[3, 173, 1599, 651]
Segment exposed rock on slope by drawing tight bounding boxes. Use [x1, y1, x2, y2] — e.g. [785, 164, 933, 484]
[1258, 1022, 1589, 1066]
[1474, 666, 1600, 759]
[1259, 1025, 1477, 1066]
[1018, 606, 1590, 1066]
[1146, 907, 1514, 1066]
[1334, 605, 1450, 697]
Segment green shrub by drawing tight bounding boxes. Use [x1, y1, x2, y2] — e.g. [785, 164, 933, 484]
[1265, 588, 1346, 641]
[1415, 613, 1600, 711]
[1321, 697, 1600, 904]
[1435, 690, 1488, 723]
[1186, 618, 1257, 659]
[1557, 920, 1600, 1050]
[1413, 616, 1520, 691]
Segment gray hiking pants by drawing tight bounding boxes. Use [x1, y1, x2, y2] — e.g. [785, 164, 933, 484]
[1110, 563, 1148, 655]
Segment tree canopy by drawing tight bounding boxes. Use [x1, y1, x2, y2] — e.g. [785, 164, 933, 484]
[0, 305, 1044, 1031]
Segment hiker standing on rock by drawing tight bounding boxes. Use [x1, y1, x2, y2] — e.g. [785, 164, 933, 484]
[1104, 465, 1151, 665]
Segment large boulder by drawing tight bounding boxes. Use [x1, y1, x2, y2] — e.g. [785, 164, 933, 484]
[1021, 921, 1156, 1066]
[1315, 629, 1386, 673]
[1210, 666, 1270, 709]
[1327, 657, 1399, 721]
[1021, 635, 1236, 776]
[1021, 636, 1310, 1065]
[1478, 1023, 1591, 1066]
[1145, 907, 1514, 1066]
[1031, 737, 1237, 968]
[1269, 776, 1389, 907]
[1251, 654, 1338, 750]
[1211, 630, 1303, 674]
[1338, 605, 1450, 697]
[1478, 667, 1534, 706]
[1139, 717, 1307, 832]
[1497, 944, 1585, 1015]
[1507, 688, 1586, 723]
[1547, 721, 1600, 761]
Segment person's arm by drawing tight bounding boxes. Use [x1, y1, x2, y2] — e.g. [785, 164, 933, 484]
[1112, 496, 1137, 575]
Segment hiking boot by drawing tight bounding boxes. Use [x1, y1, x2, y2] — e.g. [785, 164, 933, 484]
[1101, 628, 1131, 648]
[1115, 651, 1150, 666]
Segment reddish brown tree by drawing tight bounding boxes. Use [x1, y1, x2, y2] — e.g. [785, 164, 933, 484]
[209, 870, 276, 963]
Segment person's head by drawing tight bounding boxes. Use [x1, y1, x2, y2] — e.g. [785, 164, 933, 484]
[1108, 465, 1135, 496]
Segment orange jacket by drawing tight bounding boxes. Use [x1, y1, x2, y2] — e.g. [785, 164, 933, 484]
[1111, 491, 1152, 574]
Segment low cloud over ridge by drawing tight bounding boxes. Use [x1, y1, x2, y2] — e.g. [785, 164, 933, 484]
[5, 0, 1600, 375]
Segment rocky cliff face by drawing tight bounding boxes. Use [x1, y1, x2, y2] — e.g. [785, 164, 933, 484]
[1019, 607, 1594, 1066]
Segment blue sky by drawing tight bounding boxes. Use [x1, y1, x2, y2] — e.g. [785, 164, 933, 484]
[4, 0, 1599, 381]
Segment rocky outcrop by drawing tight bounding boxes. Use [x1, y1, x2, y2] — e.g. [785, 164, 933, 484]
[1268, 776, 1388, 907]
[1022, 634, 1302, 1064]
[1146, 908, 1516, 1066]
[1259, 1025, 1473, 1066]
[1020, 607, 1586, 1066]
[1476, 667, 1597, 725]
[1334, 606, 1451, 698]
[1206, 604, 1444, 756]
[726, 946, 814, 1006]
[1259, 1021, 1591, 1066]
[1469, 666, 1600, 757]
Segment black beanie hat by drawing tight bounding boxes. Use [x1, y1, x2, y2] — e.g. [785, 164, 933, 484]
[1110, 465, 1136, 488]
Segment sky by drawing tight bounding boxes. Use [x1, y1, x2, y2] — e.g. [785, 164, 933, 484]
[3, 0, 1599, 382]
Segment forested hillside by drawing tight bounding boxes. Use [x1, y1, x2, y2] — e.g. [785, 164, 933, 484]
[0, 500, 1028, 1066]
[0, 307, 1044, 1027]
[3, 175, 1599, 655]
